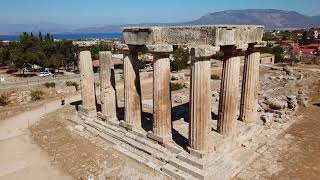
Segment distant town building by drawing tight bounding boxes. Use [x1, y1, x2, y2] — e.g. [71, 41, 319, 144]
[92, 54, 124, 72]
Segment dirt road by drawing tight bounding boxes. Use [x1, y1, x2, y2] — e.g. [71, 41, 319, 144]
[0, 95, 79, 180]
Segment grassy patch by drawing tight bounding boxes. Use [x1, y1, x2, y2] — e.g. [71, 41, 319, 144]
[0, 94, 9, 106]
[66, 81, 79, 91]
[170, 82, 185, 91]
[31, 90, 45, 101]
[44, 82, 56, 88]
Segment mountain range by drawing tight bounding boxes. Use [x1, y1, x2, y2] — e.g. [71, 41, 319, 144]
[1, 9, 320, 34]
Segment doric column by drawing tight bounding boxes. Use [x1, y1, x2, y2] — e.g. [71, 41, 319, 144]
[188, 46, 219, 156]
[218, 46, 241, 136]
[239, 45, 260, 123]
[122, 46, 142, 130]
[79, 51, 96, 118]
[99, 51, 117, 121]
[146, 45, 173, 144]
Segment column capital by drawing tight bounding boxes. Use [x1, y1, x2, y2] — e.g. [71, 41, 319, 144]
[115, 44, 139, 55]
[189, 45, 220, 59]
[221, 45, 242, 59]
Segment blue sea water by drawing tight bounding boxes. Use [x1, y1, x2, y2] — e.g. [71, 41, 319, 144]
[0, 33, 123, 41]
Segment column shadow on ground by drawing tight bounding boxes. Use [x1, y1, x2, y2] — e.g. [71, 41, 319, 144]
[313, 103, 320, 107]
[70, 100, 81, 111]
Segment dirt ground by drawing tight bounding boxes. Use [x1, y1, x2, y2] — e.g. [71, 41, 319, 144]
[237, 69, 320, 180]
[29, 102, 167, 180]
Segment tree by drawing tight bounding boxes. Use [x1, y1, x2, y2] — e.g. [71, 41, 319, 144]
[261, 45, 284, 63]
[2, 32, 76, 73]
[91, 43, 112, 59]
[299, 31, 311, 45]
[171, 48, 189, 72]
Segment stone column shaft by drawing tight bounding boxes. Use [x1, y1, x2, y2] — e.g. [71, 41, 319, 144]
[79, 51, 96, 110]
[189, 59, 211, 152]
[123, 50, 142, 128]
[239, 50, 260, 123]
[99, 51, 117, 120]
[218, 47, 240, 136]
[150, 54, 172, 143]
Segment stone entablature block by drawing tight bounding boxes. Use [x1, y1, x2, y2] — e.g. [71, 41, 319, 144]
[123, 25, 264, 47]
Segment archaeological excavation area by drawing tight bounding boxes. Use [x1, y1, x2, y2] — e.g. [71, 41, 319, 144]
[72, 25, 293, 180]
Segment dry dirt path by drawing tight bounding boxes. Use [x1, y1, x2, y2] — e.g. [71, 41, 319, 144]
[0, 94, 79, 180]
[0, 77, 153, 180]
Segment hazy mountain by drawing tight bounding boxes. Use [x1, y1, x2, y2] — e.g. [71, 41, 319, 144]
[1, 9, 320, 35]
[312, 15, 320, 23]
[188, 9, 319, 30]
[0, 22, 72, 35]
[73, 9, 320, 33]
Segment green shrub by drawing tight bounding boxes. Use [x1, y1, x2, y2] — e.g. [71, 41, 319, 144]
[0, 94, 9, 106]
[66, 81, 79, 91]
[170, 82, 185, 91]
[31, 90, 44, 101]
[44, 82, 56, 88]
[211, 74, 220, 80]
[171, 48, 189, 72]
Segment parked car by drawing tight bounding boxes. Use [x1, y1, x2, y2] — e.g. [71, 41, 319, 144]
[38, 71, 53, 77]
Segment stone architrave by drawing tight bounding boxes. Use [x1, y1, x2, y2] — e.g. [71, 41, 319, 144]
[99, 51, 117, 121]
[239, 46, 260, 123]
[218, 47, 241, 136]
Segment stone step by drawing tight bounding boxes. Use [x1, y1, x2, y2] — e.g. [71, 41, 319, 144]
[94, 119, 173, 156]
[85, 120, 173, 162]
[169, 158, 206, 179]
[81, 121, 166, 169]
[176, 152, 220, 170]
[161, 164, 198, 180]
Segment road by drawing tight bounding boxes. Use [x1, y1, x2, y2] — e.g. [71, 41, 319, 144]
[0, 95, 80, 180]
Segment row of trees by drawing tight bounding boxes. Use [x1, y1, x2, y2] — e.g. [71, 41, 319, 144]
[0, 32, 76, 73]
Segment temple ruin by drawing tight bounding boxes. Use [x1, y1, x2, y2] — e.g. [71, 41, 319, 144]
[75, 25, 266, 179]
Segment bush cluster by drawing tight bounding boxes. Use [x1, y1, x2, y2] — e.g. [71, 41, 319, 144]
[0, 94, 9, 106]
[31, 90, 45, 101]
[170, 82, 185, 91]
[44, 82, 56, 88]
[66, 81, 79, 91]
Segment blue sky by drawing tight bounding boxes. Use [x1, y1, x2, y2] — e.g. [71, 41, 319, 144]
[0, 0, 319, 27]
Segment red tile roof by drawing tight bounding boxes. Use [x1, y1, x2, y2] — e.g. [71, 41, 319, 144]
[292, 48, 316, 55]
[305, 44, 320, 48]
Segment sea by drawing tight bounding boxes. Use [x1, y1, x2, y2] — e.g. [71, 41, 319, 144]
[0, 33, 123, 41]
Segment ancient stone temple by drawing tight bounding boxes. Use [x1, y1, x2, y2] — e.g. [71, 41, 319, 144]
[76, 25, 265, 180]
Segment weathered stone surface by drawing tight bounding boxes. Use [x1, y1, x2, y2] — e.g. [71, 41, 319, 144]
[79, 51, 96, 110]
[287, 95, 298, 110]
[99, 51, 117, 120]
[240, 51, 260, 123]
[218, 48, 241, 136]
[191, 45, 220, 58]
[123, 50, 142, 128]
[146, 44, 173, 53]
[189, 57, 211, 152]
[260, 113, 274, 125]
[150, 55, 172, 143]
[265, 97, 287, 110]
[123, 25, 264, 47]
